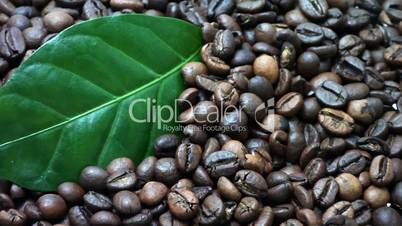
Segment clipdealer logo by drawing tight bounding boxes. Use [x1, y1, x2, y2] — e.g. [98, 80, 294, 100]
[128, 97, 275, 132]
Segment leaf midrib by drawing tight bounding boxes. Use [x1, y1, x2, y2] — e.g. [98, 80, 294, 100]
[0, 47, 201, 149]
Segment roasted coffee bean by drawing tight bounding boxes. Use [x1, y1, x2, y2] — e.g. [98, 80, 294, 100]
[192, 166, 214, 186]
[295, 23, 324, 46]
[324, 215, 358, 226]
[364, 185, 390, 208]
[313, 177, 339, 208]
[316, 81, 348, 108]
[83, 191, 112, 212]
[369, 155, 394, 186]
[253, 54, 279, 84]
[266, 171, 293, 203]
[318, 108, 354, 136]
[323, 201, 354, 224]
[372, 207, 402, 226]
[90, 210, 121, 226]
[106, 170, 137, 191]
[136, 156, 156, 187]
[197, 192, 225, 225]
[335, 56, 365, 82]
[250, 206, 274, 226]
[234, 170, 268, 198]
[204, 150, 239, 178]
[37, 194, 67, 221]
[384, 44, 402, 66]
[154, 158, 180, 186]
[79, 166, 108, 191]
[82, 0, 108, 19]
[235, 0, 265, 13]
[201, 43, 230, 75]
[0, 193, 14, 211]
[338, 35, 365, 57]
[167, 189, 199, 220]
[112, 190, 141, 215]
[344, 8, 371, 30]
[358, 136, 389, 155]
[154, 134, 180, 158]
[207, 0, 234, 18]
[212, 30, 235, 60]
[292, 184, 314, 209]
[310, 72, 342, 90]
[275, 92, 303, 117]
[68, 206, 92, 226]
[293, 52, 320, 78]
[175, 143, 202, 173]
[217, 176, 242, 201]
[57, 182, 85, 204]
[392, 181, 402, 207]
[298, 0, 328, 20]
[304, 158, 326, 185]
[296, 208, 322, 226]
[338, 150, 369, 175]
[0, 209, 26, 226]
[0, 26, 25, 59]
[234, 196, 262, 223]
[214, 82, 239, 108]
[336, 173, 362, 201]
[248, 75, 274, 101]
[365, 119, 388, 139]
[351, 200, 371, 226]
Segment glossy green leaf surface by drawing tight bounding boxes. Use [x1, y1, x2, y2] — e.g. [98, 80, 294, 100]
[0, 14, 202, 191]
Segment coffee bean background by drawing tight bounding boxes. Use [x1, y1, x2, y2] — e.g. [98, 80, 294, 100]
[0, 0, 402, 225]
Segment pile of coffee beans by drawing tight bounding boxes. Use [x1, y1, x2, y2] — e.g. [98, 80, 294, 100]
[1, 0, 402, 225]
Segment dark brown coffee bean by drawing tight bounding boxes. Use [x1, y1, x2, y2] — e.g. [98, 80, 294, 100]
[384, 44, 402, 66]
[217, 176, 241, 201]
[266, 171, 293, 204]
[292, 185, 314, 209]
[295, 23, 324, 46]
[83, 191, 112, 212]
[106, 170, 137, 191]
[37, 194, 67, 221]
[369, 155, 394, 187]
[234, 170, 268, 198]
[344, 8, 371, 30]
[122, 209, 152, 226]
[358, 136, 390, 155]
[0, 209, 26, 226]
[338, 150, 369, 175]
[335, 56, 365, 82]
[57, 182, 85, 204]
[275, 92, 303, 117]
[136, 156, 156, 187]
[90, 211, 121, 226]
[351, 199, 371, 226]
[304, 158, 326, 185]
[82, 0, 108, 19]
[112, 190, 141, 215]
[79, 166, 108, 191]
[167, 189, 199, 220]
[344, 83, 369, 100]
[154, 158, 180, 186]
[0, 26, 25, 59]
[297, 52, 320, 78]
[201, 43, 230, 75]
[296, 208, 322, 226]
[299, 0, 328, 19]
[212, 30, 235, 60]
[175, 143, 202, 173]
[316, 81, 348, 108]
[323, 201, 354, 224]
[204, 150, 239, 178]
[313, 177, 338, 207]
[68, 206, 92, 226]
[234, 197, 262, 223]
